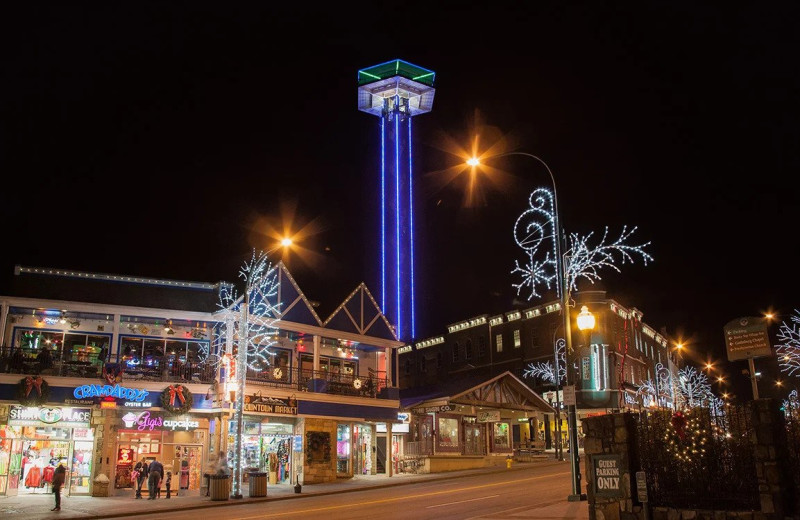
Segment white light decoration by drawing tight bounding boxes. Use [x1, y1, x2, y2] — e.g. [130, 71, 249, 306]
[523, 338, 566, 384]
[783, 389, 799, 415]
[776, 309, 800, 377]
[674, 366, 714, 409]
[213, 249, 281, 499]
[511, 186, 653, 300]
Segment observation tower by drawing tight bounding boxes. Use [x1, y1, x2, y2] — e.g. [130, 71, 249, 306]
[357, 59, 436, 341]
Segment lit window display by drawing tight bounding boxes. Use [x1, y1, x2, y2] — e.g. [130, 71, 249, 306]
[437, 417, 460, 448]
[336, 424, 350, 474]
[493, 422, 511, 450]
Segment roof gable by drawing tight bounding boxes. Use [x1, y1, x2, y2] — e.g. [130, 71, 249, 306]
[323, 283, 397, 341]
[272, 262, 323, 327]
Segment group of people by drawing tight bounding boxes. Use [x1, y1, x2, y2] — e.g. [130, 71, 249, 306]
[133, 457, 172, 499]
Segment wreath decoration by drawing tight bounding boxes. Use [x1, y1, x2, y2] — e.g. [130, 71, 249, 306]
[664, 410, 708, 462]
[16, 376, 51, 406]
[160, 385, 193, 415]
[305, 431, 332, 464]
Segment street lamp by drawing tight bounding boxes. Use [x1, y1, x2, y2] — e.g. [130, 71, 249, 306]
[466, 152, 584, 501]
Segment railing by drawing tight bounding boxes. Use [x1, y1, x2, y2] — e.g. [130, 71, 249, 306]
[246, 366, 392, 399]
[405, 440, 433, 457]
[0, 346, 393, 399]
[0, 345, 216, 384]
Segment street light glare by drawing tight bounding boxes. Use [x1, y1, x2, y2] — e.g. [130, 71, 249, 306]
[281, 237, 293, 247]
[466, 157, 480, 166]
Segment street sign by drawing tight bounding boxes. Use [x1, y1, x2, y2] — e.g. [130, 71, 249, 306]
[723, 317, 772, 362]
[592, 454, 623, 498]
[636, 471, 648, 502]
[562, 385, 576, 406]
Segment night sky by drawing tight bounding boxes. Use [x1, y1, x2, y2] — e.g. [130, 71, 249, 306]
[3, 3, 799, 398]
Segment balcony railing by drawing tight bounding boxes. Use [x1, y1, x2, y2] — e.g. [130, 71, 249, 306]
[0, 346, 393, 399]
[245, 365, 391, 399]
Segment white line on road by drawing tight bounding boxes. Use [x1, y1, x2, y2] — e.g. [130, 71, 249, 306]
[426, 494, 500, 508]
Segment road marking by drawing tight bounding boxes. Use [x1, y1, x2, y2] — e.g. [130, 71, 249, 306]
[235, 471, 571, 519]
[426, 494, 500, 508]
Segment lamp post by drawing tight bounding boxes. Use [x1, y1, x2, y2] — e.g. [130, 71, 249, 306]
[467, 152, 584, 501]
[230, 239, 292, 499]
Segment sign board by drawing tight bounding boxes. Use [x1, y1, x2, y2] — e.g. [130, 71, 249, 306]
[9, 406, 91, 427]
[413, 404, 453, 414]
[121, 410, 200, 431]
[592, 454, 623, 497]
[243, 394, 298, 415]
[477, 410, 501, 422]
[293, 435, 303, 452]
[562, 385, 576, 406]
[723, 317, 772, 361]
[636, 471, 648, 503]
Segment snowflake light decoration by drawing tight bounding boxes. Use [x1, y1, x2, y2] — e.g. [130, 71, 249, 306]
[511, 187, 652, 300]
[776, 309, 800, 378]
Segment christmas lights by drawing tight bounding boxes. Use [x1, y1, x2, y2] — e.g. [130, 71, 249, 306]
[776, 309, 800, 377]
[511, 187, 653, 300]
[523, 338, 566, 384]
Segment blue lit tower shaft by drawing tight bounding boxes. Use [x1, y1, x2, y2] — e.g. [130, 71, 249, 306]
[357, 59, 436, 342]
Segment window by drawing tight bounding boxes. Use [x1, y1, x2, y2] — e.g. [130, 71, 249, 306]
[513, 329, 521, 348]
[404, 359, 411, 375]
[452, 342, 459, 362]
[437, 417, 460, 448]
[16, 329, 64, 360]
[478, 336, 486, 358]
[493, 422, 511, 449]
[436, 352, 443, 369]
[465, 340, 473, 360]
[495, 334, 503, 352]
[420, 357, 427, 372]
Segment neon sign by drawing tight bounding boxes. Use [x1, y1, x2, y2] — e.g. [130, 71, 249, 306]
[73, 384, 149, 402]
[121, 411, 199, 431]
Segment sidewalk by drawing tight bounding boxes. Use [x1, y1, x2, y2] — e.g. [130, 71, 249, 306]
[0, 457, 576, 520]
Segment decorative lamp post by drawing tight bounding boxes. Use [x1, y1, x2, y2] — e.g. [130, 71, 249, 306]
[569, 305, 594, 501]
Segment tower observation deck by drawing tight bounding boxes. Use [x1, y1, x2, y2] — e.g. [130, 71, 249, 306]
[357, 59, 436, 342]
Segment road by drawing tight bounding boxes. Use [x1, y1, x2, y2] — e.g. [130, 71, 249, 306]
[118, 462, 590, 520]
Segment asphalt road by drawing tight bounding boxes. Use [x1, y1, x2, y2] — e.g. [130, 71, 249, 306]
[118, 463, 590, 520]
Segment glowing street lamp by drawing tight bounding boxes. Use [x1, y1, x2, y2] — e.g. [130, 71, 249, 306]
[467, 153, 585, 501]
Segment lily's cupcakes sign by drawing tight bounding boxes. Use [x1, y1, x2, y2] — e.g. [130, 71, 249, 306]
[121, 410, 200, 431]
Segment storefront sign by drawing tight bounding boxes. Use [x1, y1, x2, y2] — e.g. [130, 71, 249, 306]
[592, 454, 623, 498]
[121, 410, 200, 431]
[397, 412, 410, 422]
[73, 384, 150, 402]
[413, 404, 453, 414]
[243, 394, 298, 415]
[477, 410, 501, 422]
[9, 406, 91, 427]
[117, 447, 135, 465]
[293, 434, 303, 451]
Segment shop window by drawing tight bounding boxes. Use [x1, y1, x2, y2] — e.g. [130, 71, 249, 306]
[465, 340, 473, 360]
[437, 417, 460, 449]
[493, 422, 511, 450]
[336, 425, 350, 474]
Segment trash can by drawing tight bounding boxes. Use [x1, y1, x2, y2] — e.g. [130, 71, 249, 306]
[208, 474, 231, 501]
[91, 480, 109, 497]
[248, 472, 267, 497]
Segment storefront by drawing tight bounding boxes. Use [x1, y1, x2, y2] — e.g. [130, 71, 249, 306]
[0, 405, 95, 497]
[226, 393, 299, 485]
[112, 409, 208, 496]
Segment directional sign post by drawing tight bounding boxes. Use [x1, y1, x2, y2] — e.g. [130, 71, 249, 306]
[723, 317, 772, 400]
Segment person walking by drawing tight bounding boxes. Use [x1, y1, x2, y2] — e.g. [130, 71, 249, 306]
[51, 463, 66, 511]
[147, 458, 164, 500]
[133, 457, 148, 499]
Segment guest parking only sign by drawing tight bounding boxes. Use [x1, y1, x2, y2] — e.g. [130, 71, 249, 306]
[592, 454, 623, 498]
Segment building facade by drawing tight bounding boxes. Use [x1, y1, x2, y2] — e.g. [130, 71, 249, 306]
[0, 263, 405, 498]
[399, 290, 680, 449]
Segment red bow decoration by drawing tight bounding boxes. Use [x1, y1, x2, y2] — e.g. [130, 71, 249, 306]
[168, 385, 186, 407]
[24, 376, 44, 397]
[671, 411, 687, 441]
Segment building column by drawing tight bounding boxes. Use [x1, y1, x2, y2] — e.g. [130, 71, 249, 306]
[387, 422, 393, 477]
[313, 335, 320, 372]
[112, 314, 121, 359]
[0, 302, 9, 346]
[384, 347, 393, 387]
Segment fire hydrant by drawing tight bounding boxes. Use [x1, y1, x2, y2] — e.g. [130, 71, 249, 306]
[506, 455, 512, 469]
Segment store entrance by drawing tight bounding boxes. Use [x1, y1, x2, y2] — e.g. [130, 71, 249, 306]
[352, 425, 372, 475]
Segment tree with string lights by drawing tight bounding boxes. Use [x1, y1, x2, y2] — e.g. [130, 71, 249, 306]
[776, 309, 800, 378]
[523, 338, 566, 385]
[213, 249, 281, 498]
[674, 366, 714, 409]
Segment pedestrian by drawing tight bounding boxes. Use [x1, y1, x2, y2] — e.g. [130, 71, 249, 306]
[147, 458, 164, 500]
[133, 457, 149, 499]
[164, 470, 172, 499]
[51, 463, 66, 511]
